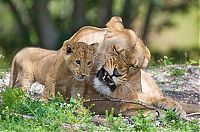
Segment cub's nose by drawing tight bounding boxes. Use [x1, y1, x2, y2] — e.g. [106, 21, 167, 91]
[81, 74, 86, 78]
[81, 75, 85, 77]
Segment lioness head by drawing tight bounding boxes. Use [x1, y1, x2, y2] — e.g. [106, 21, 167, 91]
[61, 41, 98, 81]
[103, 17, 151, 69]
[93, 46, 139, 95]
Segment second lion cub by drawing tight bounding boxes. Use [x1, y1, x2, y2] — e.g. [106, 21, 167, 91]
[9, 41, 98, 100]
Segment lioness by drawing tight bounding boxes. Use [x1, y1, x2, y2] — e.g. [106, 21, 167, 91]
[9, 41, 98, 100]
[69, 16, 199, 118]
[91, 48, 187, 118]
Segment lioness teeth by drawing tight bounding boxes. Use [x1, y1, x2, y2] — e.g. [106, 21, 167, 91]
[97, 67, 116, 91]
[109, 82, 115, 85]
[104, 72, 107, 76]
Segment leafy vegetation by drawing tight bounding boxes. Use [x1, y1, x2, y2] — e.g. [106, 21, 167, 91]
[0, 88, 198, 131]
[185, 59, 198, 66]
[158, 56, 174, 66]
[170, 67, 186, 76]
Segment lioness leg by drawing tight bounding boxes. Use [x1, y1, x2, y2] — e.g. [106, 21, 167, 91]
[138, 93, 186, 118]
[120, 103, 159, 120]
[152, 97, 186, 118]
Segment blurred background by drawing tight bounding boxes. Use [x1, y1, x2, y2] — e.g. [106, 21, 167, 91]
[0, 0, 199, 65]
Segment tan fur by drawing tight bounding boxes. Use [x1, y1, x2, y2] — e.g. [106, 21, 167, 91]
[9, 41, 98, 100]
[69, 16, 199, 118]
[69, 16, 150, 69]
[106, 16, 124, 31]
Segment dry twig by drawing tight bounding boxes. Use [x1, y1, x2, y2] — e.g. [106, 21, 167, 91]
[85, 94, 160, 111]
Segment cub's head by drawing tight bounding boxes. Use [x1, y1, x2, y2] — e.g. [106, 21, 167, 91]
[62, 40, 98, 81]
[93, 46, 139, 95]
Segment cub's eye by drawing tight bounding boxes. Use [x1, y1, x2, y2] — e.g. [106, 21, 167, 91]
[75, 60, 81, 65]
[113, 68, 122, 77]
[87, 61, 92, 66]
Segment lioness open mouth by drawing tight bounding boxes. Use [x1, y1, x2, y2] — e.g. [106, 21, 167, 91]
[96, 67, 116, 92]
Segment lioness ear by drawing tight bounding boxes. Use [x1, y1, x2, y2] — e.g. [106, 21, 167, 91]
[90, 42, 99, 50]
[113, 45, 124, 55]
[113, 45, 118, 54]
[106, 16, 124, 31]
[128, 66, 140, 77]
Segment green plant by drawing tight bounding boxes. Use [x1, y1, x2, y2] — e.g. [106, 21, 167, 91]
[1, 88, 26, 109]
[159, 110, 200, 131]
[130, 111, 156, 131]
[0, 88, 95, 131]
[185, 59, 198, 66]
[158, 56, 174, 66]
[0, 88, 199, 131]
[170, 68, 185, 76]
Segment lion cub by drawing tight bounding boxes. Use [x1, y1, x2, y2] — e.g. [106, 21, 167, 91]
[9, 41, 98, 100]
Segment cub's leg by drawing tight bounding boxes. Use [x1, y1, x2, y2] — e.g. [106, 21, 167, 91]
[43, 75, 56, 101]
[70, 81, 86, 99]
[9, 60, 17, 88]
[12, 65, 34, 93]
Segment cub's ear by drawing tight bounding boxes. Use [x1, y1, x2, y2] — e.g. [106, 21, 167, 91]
[66, 44, 73, 54]
[63, 40, 73, 54]
[90, 42, 99, 50]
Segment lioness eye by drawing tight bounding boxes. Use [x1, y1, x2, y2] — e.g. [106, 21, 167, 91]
[75, 60, 81, 65]
[87, 61, 91, 66]
[113, 68, 122, 77]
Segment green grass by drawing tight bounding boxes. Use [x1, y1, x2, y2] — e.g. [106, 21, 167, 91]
[0, 88, 199, 131]
[170, 68, 186, 76]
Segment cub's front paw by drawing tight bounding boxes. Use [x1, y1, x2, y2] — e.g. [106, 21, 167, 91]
[39, 96, 49, 103]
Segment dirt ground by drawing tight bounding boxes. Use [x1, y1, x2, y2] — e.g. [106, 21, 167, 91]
[146, 65, 199, 105]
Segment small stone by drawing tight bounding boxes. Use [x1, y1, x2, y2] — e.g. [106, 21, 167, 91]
[188, 67, 195, 74]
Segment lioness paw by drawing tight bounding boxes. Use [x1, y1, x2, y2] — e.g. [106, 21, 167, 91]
[156, 100, 187, 119]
